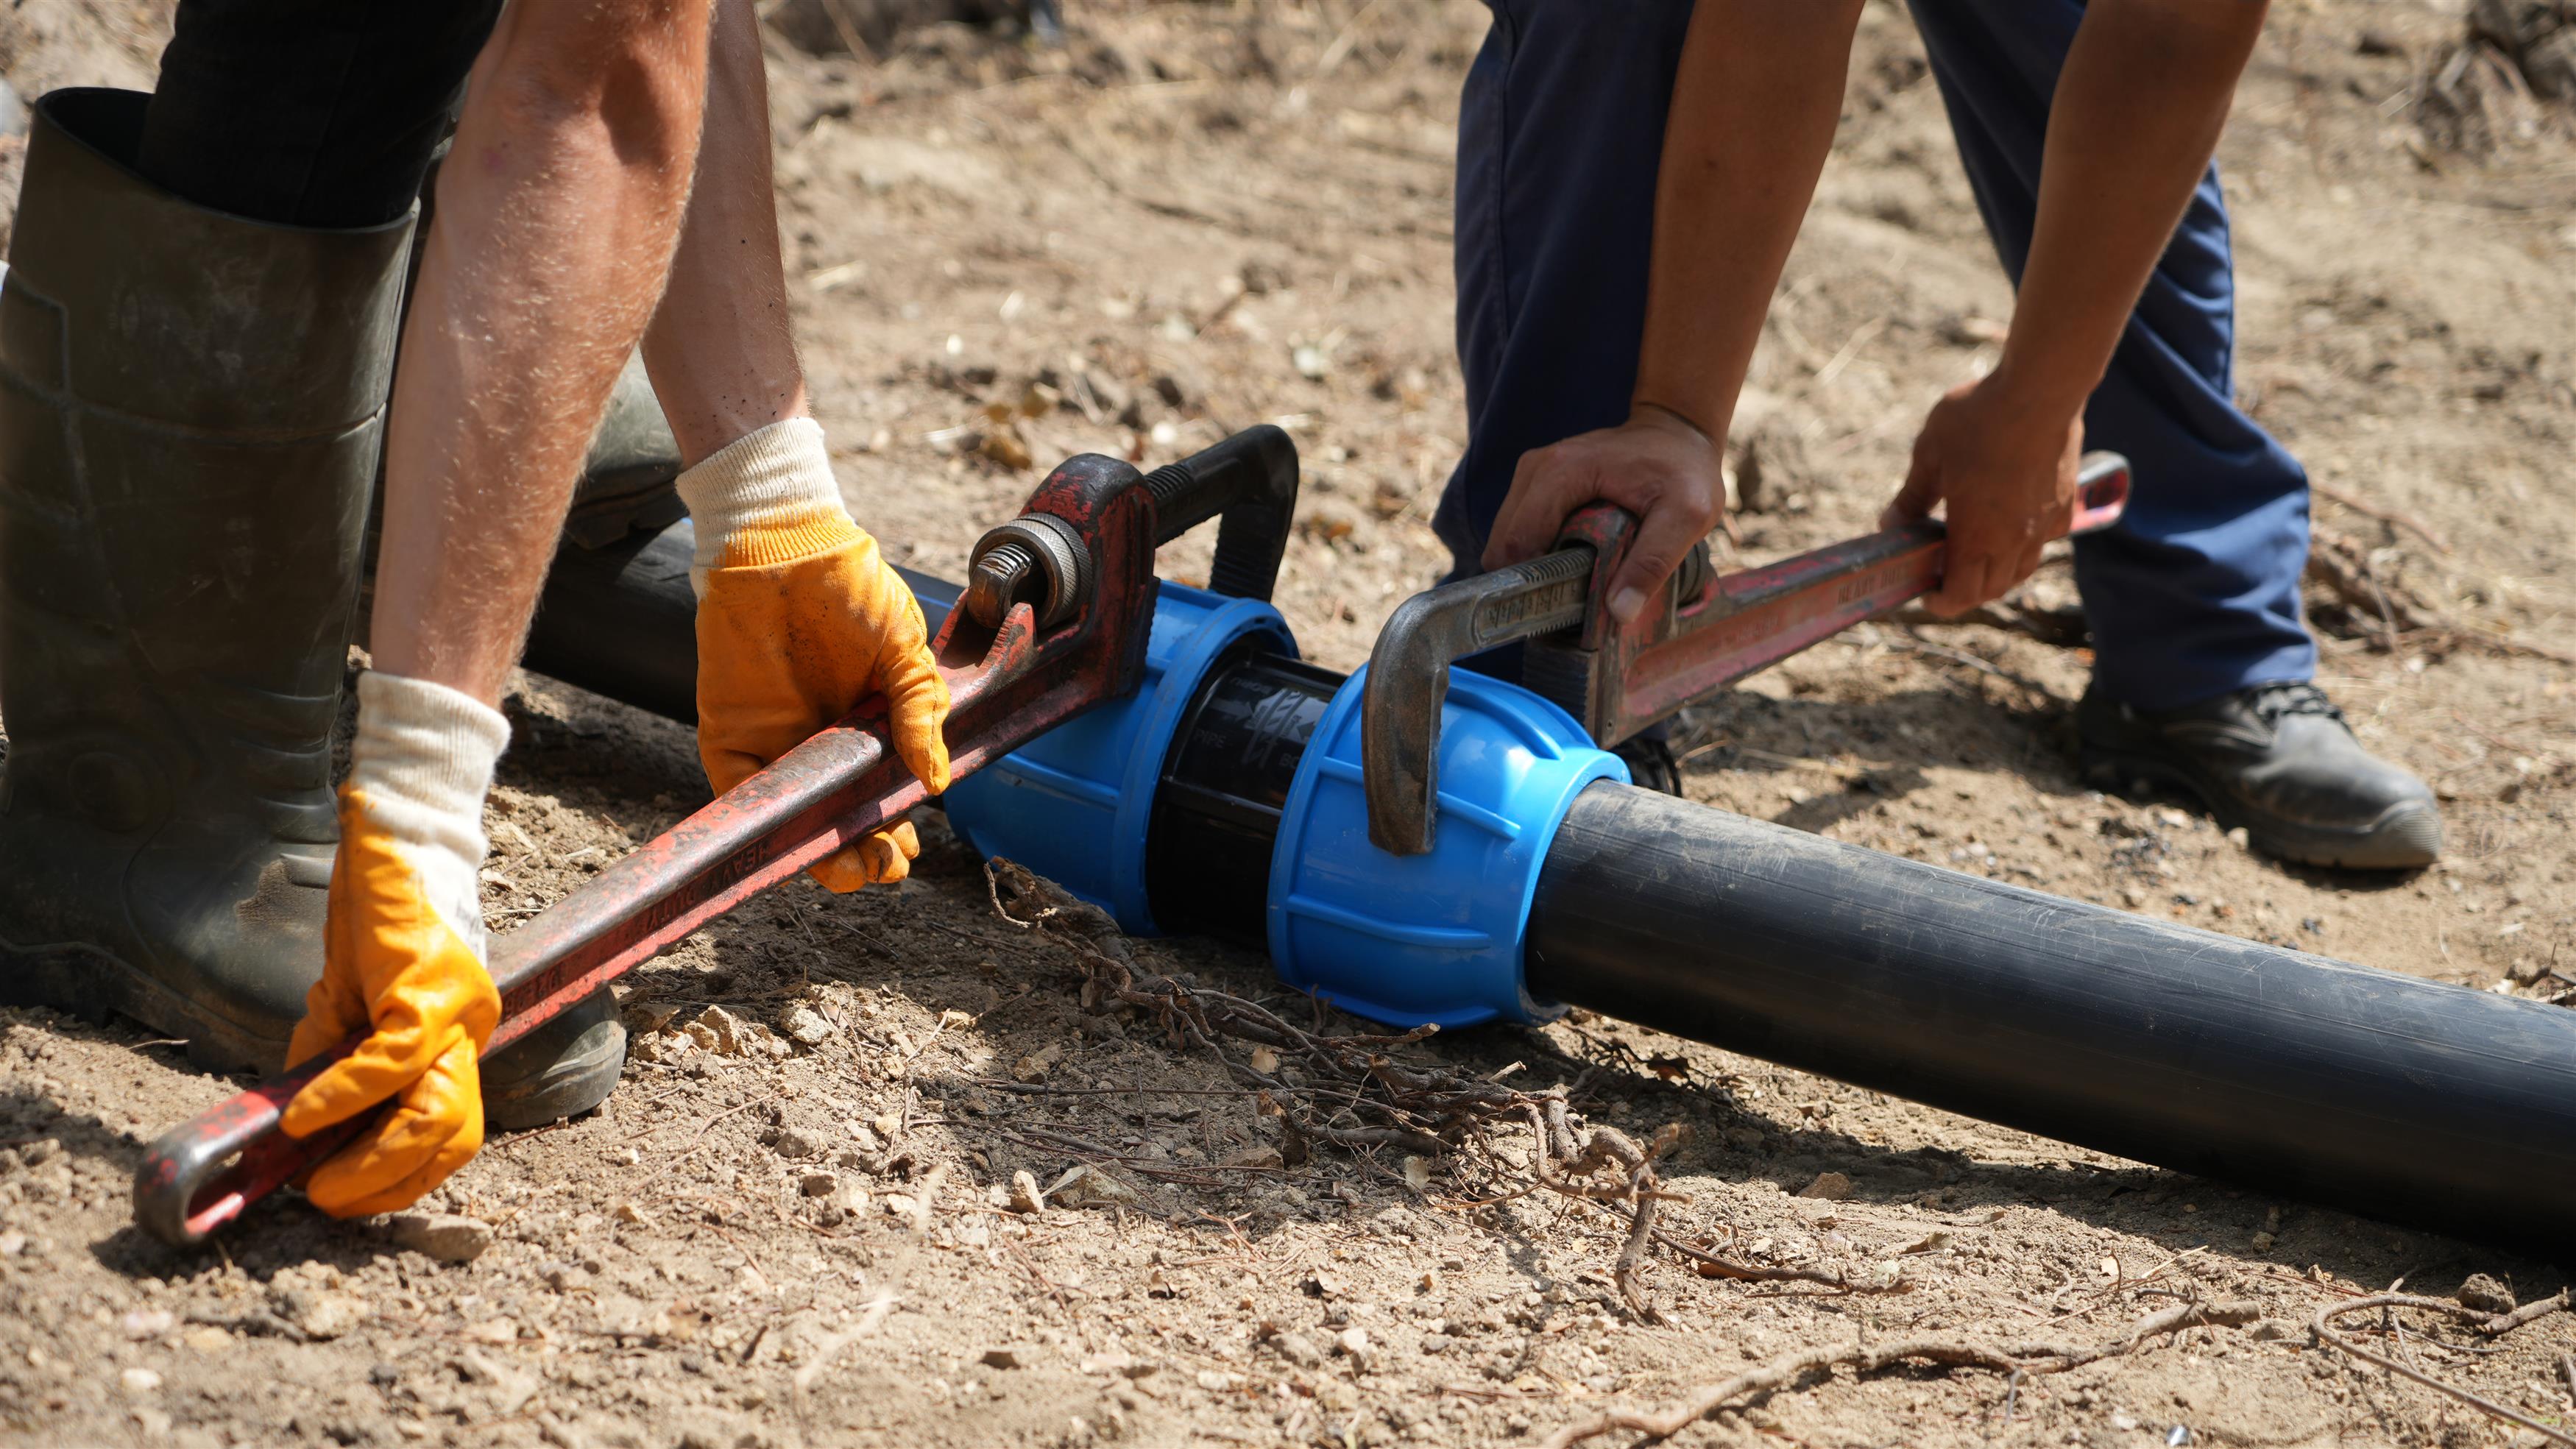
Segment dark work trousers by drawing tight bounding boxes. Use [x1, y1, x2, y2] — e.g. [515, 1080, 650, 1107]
[139, 0, 503, 230]
[1434, 0, 2317, 711]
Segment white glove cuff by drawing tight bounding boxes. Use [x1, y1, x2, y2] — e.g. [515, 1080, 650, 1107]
[673, 417, 846, 595]
[349, 671, 510, 959]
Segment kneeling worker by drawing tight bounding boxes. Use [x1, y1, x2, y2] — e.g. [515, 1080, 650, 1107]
[0, 0, 947, 1212]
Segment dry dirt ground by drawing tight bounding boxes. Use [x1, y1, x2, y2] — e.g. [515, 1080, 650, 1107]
[4, 2, 2576, 1447]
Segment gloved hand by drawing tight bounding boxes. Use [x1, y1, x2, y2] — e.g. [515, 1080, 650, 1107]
[681, 417, 950, 890]
[283, 672, 509, 1216]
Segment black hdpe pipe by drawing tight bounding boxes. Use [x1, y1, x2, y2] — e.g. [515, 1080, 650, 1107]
[522, 522, 2576, 1247]
[519, 519, 961, 725]
[1528, 787, 2576, 1246]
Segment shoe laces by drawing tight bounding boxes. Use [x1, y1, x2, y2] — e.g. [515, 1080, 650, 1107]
[2244, 681, 2344, 726]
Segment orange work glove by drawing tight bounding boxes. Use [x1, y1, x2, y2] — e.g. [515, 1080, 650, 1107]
[283, 672, 509, 1216]
[679, 417, 950, 890]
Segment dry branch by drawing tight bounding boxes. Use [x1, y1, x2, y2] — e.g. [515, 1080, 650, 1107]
[2304, 529, 2576, 666]
[1537, 1299, 2257, 1449]
[1652, 1228, 1902, 1294]
[2312, 481, 2455, 555]
[2310, 1291, 2576, 1446]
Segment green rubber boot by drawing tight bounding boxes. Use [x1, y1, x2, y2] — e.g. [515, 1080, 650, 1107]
[0, 89, 406, 1072]
[0, 91, 630, 1126]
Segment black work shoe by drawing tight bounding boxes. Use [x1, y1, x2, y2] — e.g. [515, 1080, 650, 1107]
[2077, 681, 2441, 871]
[1614, 734, 1683, 797]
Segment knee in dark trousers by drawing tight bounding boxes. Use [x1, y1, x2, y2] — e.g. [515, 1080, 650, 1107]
[141, 0, 503, 230]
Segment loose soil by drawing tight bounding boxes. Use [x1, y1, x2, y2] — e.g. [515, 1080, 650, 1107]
[2, 3, 2574, 1447]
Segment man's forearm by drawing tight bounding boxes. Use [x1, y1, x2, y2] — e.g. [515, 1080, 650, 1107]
[1632, 0, 1865, 437]
[1993, 0, 2267, 418]
[643, 0, 804, 467]
[371, 1, 714, 705]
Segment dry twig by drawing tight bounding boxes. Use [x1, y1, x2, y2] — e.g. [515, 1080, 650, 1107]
[1652, 1228, 1901, 1294]
[983, 859, 1682, 1319]
[1538, 1299, 2257, 1449]
[2312, 481, 2453, 555]
[2310, 1291, 2576, 1446]
[2304, 531, 2576, 666]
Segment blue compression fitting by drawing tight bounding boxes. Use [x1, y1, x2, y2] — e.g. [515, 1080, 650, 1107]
[1266, 664, 1627, 1030]
[941, 581, 1296, 934]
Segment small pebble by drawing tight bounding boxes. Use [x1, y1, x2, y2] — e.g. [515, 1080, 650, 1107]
[779, 1003, 838, 1048]
[386, 1212, 494, 1264]
[2457, 1273, 2516, 1314]
[1797, 1172, 1853, 1202]
[292, 1292, 369, 1341]
[1008, 1169, 1047, 1214]
[120, 1308, 175, 1340]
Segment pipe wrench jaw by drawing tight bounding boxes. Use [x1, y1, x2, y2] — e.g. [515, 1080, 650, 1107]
[1364, 452, 2131, 855]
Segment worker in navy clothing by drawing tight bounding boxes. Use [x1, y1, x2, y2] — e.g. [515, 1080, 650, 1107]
[1441, 0, 2441, 870]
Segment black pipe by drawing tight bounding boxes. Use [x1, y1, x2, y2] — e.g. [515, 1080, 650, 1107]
[1526, 782, 2576, 1245]
[518, 520, 2576, 1245]
[1144, 647, 1341, 942]
[517, 518, 960, 726]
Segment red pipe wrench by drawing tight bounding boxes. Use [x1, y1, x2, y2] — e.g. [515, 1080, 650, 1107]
[133, 427, 1301, 1247]
[1362, 452, 2131, 854]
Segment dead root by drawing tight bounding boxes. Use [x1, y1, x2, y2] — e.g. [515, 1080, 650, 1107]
[1536, 1298, 2258, 1449]
[2310, 1289, 2576, 1446]
[1652, 1228, 1894, 1294]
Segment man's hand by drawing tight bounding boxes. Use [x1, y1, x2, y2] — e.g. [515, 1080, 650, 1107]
[1483, 405, 1725, 624]
[1880, 374, 2084, 618]
[684, 418, 950, 890]
[283, 674, 509, 1217]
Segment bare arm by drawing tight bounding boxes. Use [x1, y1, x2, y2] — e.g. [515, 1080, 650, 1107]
[642, 0, 806, 465]
[369, 0, 715, 704]
[289, 0, 714, 1219]
[643, 0, 952, 890]
[1885, 0, 2268, 614]
[2011, 0, 2265, 421]
[1485, 0, 1864, 621]
[1629, 1, 1864, 454]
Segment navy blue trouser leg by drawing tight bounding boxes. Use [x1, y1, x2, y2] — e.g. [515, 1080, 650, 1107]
[1440, 0, 2316, 710]
[1905, 0, 2315, 709]
[1436, 0, 1695, 685]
